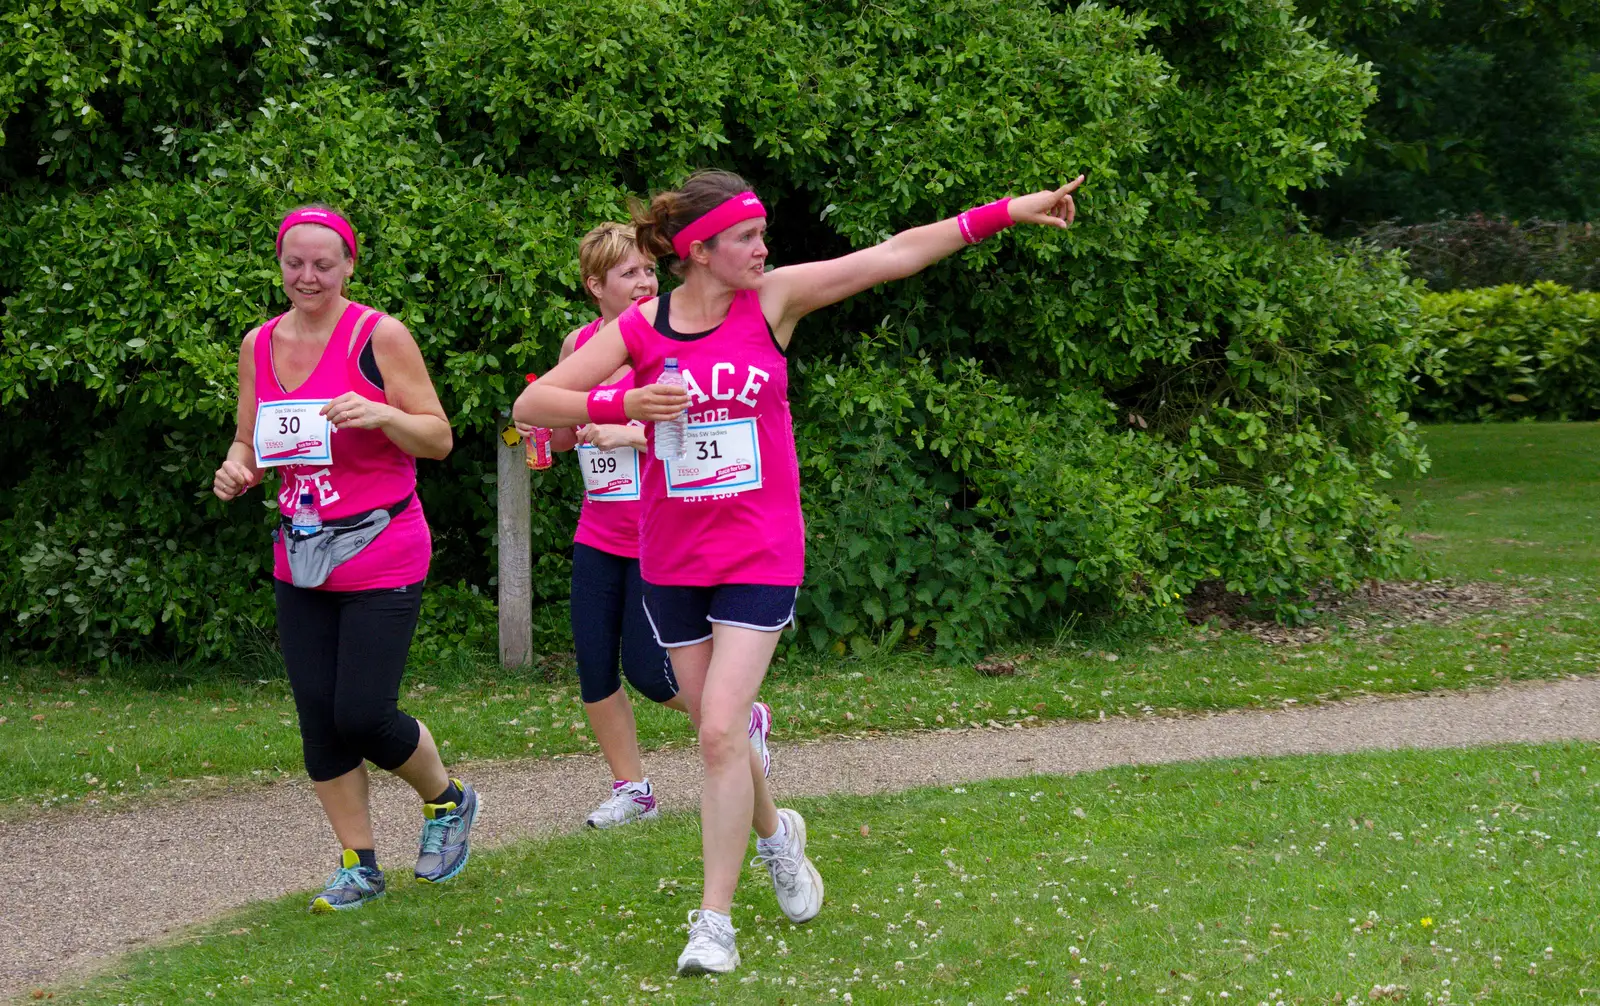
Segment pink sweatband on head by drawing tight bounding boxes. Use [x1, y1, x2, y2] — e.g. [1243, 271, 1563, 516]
[587, 386, 630, 426]
[671, 191, 766, 259]
[956, 197, 1014, 245]
[277, 208, 359, 260]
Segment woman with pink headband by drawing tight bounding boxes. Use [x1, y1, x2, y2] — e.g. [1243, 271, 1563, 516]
[515, 169, 1082, 976]
[518, 222, 777, 831]
[212, 204, 480, 913]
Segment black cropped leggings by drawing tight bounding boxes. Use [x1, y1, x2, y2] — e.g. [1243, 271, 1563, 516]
[275, 579, 425, 782]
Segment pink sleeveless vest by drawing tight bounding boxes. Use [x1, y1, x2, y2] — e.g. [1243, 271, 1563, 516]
[571, 317, 646, 559]
[617, 289, 803, 587]
[253, 302, 432, 591]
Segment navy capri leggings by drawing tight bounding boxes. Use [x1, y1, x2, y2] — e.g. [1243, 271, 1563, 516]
[571, 543, 678, 705]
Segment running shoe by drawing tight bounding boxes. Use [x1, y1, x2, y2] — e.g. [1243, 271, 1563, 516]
[753, 808, 823, 923]
[415, 779, 480, 883]
[585, 779, 659, 829]
[676, 909, 740, 975]
[749, 701, 773, 779]
[308, 849, 385, 913]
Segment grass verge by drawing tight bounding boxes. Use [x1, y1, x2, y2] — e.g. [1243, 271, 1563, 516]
[62, 743, 1600, 1004]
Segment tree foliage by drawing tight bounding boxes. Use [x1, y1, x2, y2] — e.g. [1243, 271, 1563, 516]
[0, 0, 1426, 661]
[1301, 0, 1600, 227]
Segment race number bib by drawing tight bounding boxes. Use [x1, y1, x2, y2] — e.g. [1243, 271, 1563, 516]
[254, 399, 334, 468]
[665, 417, 762, 498]
[576, 444, 642, 502]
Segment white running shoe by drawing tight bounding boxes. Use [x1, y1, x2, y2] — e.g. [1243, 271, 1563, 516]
[585, 779, 659, 829]
[753, 808, 824, 923]
[749, 701, 773, 778]
[676, 909, 740, 975]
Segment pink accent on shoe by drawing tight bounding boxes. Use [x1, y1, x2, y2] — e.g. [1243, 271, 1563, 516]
[749, 702, 773, 778]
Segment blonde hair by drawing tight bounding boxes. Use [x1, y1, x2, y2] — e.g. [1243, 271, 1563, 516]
[579, 222, 652, 301]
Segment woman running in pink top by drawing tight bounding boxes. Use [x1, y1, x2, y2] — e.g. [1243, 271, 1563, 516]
[516, 169, 1082, 976]
[212, 205, 479, 913]
[523, 223, 776, 829]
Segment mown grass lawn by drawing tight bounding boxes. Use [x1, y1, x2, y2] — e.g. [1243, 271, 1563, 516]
[6, 422, 1600, 817]
[66, 743, 1600, 1005]
[1392, 420, 1600, 581]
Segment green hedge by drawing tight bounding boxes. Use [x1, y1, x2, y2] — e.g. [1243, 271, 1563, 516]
[1411, 284, 1600, 421]
[0, 0, 1428, 663]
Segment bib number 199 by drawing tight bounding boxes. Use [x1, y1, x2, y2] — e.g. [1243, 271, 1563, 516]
[577, 444, 641, 501]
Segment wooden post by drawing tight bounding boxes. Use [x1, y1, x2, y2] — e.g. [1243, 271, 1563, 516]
[497, 418, 532, 669]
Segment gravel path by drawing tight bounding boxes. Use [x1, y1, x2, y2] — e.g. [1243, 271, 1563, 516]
[6, 677, 1600, 1000]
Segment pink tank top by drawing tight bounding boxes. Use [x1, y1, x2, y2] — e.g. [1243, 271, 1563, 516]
[253, 302, 432, 591]
[571, 317, 646, 559]
[617, 289, 803, 587]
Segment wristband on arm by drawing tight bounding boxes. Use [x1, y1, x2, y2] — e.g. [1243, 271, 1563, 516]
[956, 197, 1015, 244]
[586, 386, 630, 426]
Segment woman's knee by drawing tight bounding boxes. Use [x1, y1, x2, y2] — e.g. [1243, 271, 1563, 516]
[333, 702, 418, 764]
[697, 713, 747, 769]
[623, 652, 678, 705]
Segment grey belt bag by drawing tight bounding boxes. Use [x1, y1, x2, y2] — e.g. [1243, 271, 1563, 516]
[278, 492, 415, 589]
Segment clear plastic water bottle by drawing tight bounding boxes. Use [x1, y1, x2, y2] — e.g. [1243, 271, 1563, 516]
[291, 489, 322, 537]
[654, 357, 688, 461]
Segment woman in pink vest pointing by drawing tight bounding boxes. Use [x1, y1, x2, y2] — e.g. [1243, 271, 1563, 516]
[516, 170, 1082, 976]
[521, 223, 776, 830]
[212, 205, 480, 913]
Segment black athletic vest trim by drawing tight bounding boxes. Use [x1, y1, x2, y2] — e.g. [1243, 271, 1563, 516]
[358, 338, 385, 390]
[652, 289, 786, 356]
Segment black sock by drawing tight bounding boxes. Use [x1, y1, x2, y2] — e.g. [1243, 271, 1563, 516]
[354, 848, 378, 872]
[429, 780, 463, 807]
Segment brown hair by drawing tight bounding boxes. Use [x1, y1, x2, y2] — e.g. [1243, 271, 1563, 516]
[631, 169, 754, 274]
[578, 222, 652, 301]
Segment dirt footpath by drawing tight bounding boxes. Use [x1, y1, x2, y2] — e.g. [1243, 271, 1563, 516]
[5, 676, 1599, 1000]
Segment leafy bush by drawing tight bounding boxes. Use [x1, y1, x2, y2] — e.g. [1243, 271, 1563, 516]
[1410, 284, 1600, 422]
[0, 0, 1427, 663]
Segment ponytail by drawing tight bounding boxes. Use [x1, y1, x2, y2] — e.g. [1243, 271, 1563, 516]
[630, 193, 679, 262]
[629, 170, 755, 275]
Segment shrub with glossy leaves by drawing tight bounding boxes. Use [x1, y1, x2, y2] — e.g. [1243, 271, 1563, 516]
[1411, 284, 1600, 422]
[0, 0, 1425, 661]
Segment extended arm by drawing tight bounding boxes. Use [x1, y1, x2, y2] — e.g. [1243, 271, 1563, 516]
[760, 177, 1083, 347]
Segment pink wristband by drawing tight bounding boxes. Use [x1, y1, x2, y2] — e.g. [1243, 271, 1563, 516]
[956, 197, 1014, 244]
[586, 386, 630, 425]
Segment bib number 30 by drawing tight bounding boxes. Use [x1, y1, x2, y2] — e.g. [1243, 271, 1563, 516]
[665, 417, 762, 498]
[254, 399, 334, 468]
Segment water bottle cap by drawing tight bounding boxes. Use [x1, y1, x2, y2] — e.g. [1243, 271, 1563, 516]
[664, 357, 679, 369]
[299, 490, 313, 503]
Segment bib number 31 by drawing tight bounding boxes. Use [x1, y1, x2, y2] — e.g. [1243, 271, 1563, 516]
[665, 417, 762, 498]
[254, 399, 334, 468]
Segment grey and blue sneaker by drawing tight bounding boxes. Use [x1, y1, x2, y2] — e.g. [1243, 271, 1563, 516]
[309, 849, 385, 913]
[415, 778, 480, 883]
